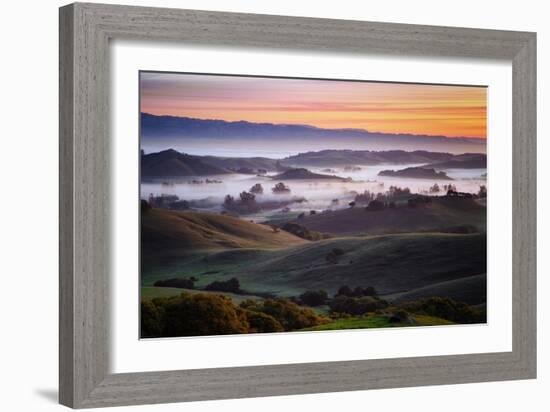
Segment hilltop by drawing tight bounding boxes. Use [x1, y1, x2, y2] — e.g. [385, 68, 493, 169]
[423, 153, 487, 169]
[283, 149, 454, 167]
[141, 208, 307, 253]
[378, 167, 453, 180]
[141, 148, 487, 178]
[271, 168, 349, 181]
[141, 149, 231, 177]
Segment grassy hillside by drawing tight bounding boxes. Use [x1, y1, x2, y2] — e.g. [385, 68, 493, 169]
[141, 286, 262, 304]
[142, 208, 307, 252]
[142, 232, 486, 299]
[270, 197, 486, 236]
[386, 274, 486, 305]
[141, 208, 307, 274]
[141, 149, 231, 177]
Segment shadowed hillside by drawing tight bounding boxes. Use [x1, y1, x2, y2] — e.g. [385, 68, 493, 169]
[270, 197, 486, 236]
[142, 209, 307, 251]
[386, 274, 487, 305]
[141, 149, 231, 177]
[142, 231, 486, 298]
[423, 153, 487, 169]
[271, 168, 348, 181]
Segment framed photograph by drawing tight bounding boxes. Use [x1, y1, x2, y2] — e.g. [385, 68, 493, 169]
[59, 2, 536, 408]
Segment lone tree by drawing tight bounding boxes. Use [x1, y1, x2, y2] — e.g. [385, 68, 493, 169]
[272, 182, 291, 194]
[250, 183, 264, 194]
[429, 183, 441, 193]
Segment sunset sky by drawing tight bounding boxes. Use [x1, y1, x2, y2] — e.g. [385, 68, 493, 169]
[140, 72, 487, 139]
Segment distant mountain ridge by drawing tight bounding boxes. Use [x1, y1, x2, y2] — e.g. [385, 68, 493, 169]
[141, 113, 486, 153]
[283, 149, 454, 167]
[141, 149, 487, 178]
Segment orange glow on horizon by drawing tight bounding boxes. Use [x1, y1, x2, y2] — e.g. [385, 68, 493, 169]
[140, 73, 487, 139]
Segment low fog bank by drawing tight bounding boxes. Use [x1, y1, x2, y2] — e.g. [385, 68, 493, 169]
[141, 164, 487, 221]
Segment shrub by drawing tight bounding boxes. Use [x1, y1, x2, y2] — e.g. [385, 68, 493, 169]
[242, 298, 324, 331]
[244, 310, 284, 333]
[140, 300, 163, 338]
[143, 293, 250, 337]
[389, 308, 410, 323]
[299, 290, 329, 306]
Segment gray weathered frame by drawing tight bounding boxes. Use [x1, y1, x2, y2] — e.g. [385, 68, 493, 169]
[59, 2, 536, 409]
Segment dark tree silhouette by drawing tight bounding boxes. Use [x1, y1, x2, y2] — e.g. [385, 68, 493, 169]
[250, 183, 264, 194]
[272, 182, 291, 194]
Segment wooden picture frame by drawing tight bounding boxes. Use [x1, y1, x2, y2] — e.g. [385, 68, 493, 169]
[59, 2, 536, 408]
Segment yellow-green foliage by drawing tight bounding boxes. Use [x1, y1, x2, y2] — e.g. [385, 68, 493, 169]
[141, 293, 325, 338]
[142, 293, 249, 338]
[241, 298, 326, 331]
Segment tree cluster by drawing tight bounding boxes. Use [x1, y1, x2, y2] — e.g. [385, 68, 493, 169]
[204, 277, 241, 294]
[153, 278, 195, 289]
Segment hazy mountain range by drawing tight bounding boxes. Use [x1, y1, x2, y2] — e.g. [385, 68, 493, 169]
[141, 113, 487, 155]
[141, 148, 487, 178]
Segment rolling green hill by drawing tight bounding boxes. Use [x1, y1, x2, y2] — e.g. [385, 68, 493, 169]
[141, 208, 307, 274]
[141, 286, 262, 304]
[142, 232, 486, 299]
[385, 273, 487, 305]
[142, 208, 307, 252]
